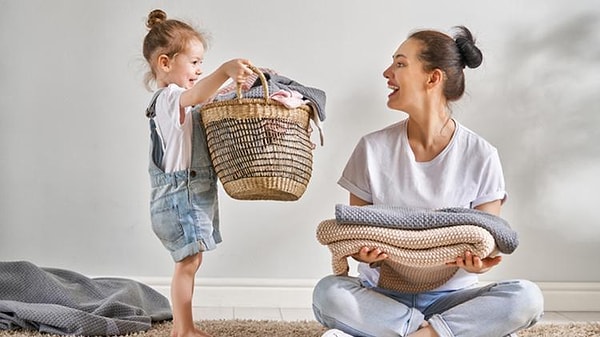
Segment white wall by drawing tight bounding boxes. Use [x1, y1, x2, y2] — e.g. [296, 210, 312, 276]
[1, 0, 599, 294]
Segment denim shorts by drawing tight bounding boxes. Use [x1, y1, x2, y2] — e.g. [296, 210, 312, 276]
[149, 166, 221, 262]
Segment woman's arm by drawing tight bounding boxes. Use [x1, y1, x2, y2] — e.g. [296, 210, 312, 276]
[474, 199, 502, 216]
[349, 193, 371, 206]
[448, 199, 504, 273]
[348, 194, 388, 264]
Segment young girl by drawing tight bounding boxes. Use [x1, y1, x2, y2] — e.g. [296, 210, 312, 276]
[141, 9, 252, 337]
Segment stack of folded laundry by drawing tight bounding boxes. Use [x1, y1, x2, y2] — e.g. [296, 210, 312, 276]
[317, 204, 519, 292]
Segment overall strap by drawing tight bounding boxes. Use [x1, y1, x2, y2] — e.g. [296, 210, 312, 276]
[145, 88, 164, 118]
[146, 88, 165, 168]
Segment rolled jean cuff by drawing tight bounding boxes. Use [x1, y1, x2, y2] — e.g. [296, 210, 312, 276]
[405, 308, 426, 336]
[427, 314, 454, 337]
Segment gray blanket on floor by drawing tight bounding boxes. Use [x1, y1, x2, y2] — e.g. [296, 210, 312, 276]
[0, 261, 172, 336]
[335, 204, 519, 254]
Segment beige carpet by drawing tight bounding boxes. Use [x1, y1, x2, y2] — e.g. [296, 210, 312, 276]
[0, 320, 599, 337]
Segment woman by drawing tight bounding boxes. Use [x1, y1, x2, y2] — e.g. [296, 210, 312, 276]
[312, 26, 544, 337]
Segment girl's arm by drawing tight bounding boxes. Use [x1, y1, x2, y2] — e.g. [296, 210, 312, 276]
[180, 58, 252, 108]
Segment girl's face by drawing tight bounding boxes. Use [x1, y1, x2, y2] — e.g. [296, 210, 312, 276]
[382, 38, 430, 113]
[163, 39, 205, 89]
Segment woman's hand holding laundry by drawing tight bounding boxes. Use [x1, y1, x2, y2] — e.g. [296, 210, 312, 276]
[446, 250, 503, 274]
[445, 199, 503, 273]
[351, 247, 388, 264]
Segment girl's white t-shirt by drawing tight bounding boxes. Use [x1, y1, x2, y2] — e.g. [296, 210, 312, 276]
[338, 118, 507, 291]
[153, 84, 194, 173]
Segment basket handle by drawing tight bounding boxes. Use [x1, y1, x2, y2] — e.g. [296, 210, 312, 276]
[236, 64, 270, 102]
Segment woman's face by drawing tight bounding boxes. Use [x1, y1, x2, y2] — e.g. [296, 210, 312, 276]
[383, 38, 430, 113]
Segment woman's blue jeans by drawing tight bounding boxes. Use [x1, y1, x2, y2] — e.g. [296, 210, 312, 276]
[312, 275, 544, 337]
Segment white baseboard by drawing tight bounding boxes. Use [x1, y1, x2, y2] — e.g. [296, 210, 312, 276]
[536, 282, 600, 311]
[137, 277, 600, 312]
[138, 277, 316, 308]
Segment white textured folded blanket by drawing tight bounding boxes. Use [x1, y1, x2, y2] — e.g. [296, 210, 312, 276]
[316, 220, 498, 292]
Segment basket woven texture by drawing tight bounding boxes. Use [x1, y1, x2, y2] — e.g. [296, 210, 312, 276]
[200, 66, 313, 201]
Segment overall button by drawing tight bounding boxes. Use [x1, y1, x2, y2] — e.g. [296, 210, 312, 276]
[189, 170, 197, 178]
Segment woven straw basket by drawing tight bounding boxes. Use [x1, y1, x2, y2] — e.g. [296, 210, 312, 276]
[200, 65, 313, 201]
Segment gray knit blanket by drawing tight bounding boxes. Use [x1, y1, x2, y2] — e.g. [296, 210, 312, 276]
[0, 261, 172, 336]
[335, 205, 518, 254]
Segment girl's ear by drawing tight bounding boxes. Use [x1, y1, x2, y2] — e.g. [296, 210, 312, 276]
[158, 54, 171, 72]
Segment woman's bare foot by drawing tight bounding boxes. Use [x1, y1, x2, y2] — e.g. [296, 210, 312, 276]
[407, 321, 438, 337]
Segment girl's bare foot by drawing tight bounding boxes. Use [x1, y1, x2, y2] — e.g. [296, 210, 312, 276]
[170, 326, 212, 337]
[194, 326, 213, 337]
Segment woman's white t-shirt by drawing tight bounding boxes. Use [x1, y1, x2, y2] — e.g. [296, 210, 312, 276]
[153, 84, 194, 173]
[338, 118, 507, 291]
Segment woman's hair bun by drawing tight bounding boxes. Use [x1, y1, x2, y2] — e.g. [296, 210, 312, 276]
[454, 26, 483, 69]
[146, 9, 167, 30]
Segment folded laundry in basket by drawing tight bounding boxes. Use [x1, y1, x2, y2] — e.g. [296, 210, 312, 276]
[211, 68, 327, 146]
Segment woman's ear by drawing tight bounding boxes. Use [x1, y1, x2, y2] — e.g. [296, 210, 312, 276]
[427, 68, 445, 88]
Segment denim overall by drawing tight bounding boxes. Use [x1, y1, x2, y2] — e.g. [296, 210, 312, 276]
[146, 89, 221, 262]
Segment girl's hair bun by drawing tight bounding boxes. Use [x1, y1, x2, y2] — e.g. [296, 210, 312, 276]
[146, 9, 167, 30]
